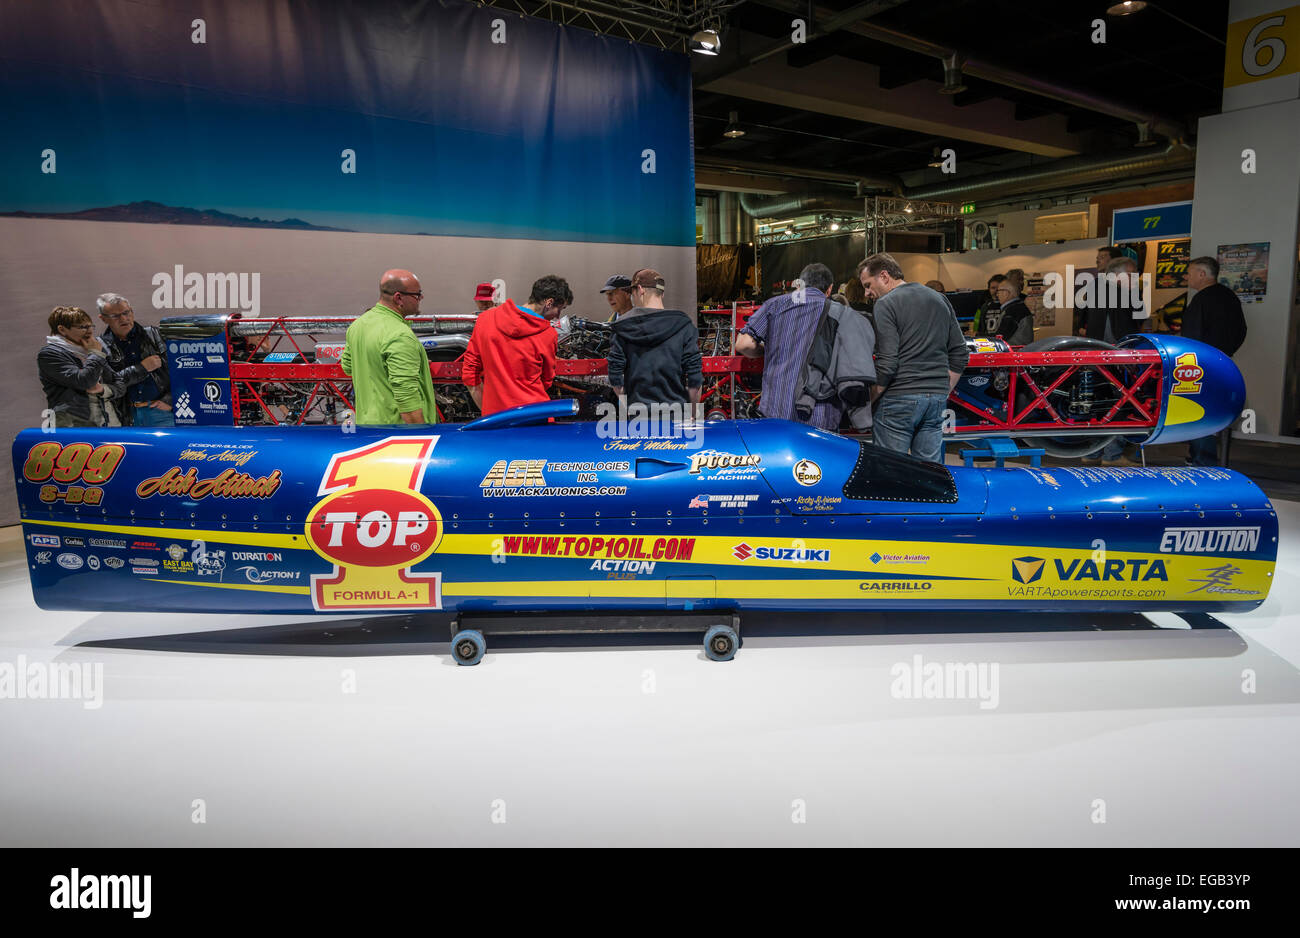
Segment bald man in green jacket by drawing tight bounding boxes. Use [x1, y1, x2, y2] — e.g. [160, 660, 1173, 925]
[341, 269, 440, 424]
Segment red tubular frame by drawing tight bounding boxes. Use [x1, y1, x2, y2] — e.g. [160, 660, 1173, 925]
[223, 317, 1164, 434]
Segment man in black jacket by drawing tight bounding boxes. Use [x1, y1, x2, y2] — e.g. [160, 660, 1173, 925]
[608, 269, 702, 411]
[1084, 256, 1140, 345]
[1182, 256, 1248, 466]
[97, 293, 172, 427]
[991, 280, 1034, 346]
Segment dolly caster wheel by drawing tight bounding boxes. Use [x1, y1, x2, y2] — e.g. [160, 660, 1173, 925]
[703, 624, 739, 662]
[453, 629, 486, 666]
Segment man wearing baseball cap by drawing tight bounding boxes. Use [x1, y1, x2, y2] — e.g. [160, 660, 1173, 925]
[600, 274, 633, 322]
[473, 282, 496, 313]
[608, 269, 701, 408]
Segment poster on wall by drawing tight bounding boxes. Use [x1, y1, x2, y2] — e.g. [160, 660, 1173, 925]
[1156, 239, 1190, 289]
[1026, 272, 1054, 326]
[1217, 242, 1270, 303]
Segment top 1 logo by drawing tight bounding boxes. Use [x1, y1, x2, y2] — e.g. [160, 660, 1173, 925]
[305, 437, 443, 612]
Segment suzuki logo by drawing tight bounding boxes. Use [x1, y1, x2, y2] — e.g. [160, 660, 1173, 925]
[732, 543, 753, 560]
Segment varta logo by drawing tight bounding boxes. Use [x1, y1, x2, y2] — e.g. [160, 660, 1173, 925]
[1056, 557, 1168, 581]
[1011, 557, 1045, 583]
[1012, 555, 1168, 583]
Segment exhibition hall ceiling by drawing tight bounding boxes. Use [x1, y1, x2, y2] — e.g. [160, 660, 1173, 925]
[693, 0, 1230, 190]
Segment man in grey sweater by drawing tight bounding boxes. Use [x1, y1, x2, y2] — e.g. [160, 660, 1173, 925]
[858, 253, 969, 462]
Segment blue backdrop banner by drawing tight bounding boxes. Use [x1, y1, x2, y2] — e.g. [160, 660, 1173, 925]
[0, 0, 695, 246]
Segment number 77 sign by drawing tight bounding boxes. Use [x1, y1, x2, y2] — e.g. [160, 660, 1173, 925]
[305, 436, 444, 612]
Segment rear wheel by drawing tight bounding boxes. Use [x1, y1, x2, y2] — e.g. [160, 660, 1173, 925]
[1014, 335, 1123, 458]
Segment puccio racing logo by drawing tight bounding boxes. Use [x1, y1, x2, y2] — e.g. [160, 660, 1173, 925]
[305, 437, 443, 611]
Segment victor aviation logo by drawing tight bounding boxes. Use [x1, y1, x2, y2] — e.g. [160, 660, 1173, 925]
[1011, 557, 1045, 583]
[306, 437, 443, 612]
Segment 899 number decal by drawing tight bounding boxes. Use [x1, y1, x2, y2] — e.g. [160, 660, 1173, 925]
[23, 443, 124, 505]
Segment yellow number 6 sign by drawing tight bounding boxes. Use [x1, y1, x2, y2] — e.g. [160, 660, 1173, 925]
[1225, 7, 1300, 87]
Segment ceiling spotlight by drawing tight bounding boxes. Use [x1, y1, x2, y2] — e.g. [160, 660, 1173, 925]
[1106, 0, 1147, 14]
[939, 53, 966, 95]
[691, 28, 721, 55]
[830, 221, 840, 231]
[723, 111, 745, 138]
[927, 147, 945, 168]
[785, 226, 793, 234]
[904, 203, 914, 214]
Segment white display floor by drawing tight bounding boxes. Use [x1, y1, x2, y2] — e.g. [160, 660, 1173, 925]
[1, 503, 1297, 847]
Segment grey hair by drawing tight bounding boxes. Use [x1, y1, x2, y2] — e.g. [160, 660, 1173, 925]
[96, 293, 129, 314]
[798, 262, 835, 293]
[1189, 255, 1219, 279]
[1105, 256, 1137, 273]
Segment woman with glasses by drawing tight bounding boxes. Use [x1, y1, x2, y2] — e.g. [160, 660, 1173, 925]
[37, 306, 124, 427]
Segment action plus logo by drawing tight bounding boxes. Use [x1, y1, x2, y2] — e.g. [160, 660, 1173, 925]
[236, 566, 300, 584]
[1011, 556, 1045, 583]
[732, 543, 754, 560]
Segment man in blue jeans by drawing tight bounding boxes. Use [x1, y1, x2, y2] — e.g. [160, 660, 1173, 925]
[97, 293, 173, 427]
[858, 254, 969, 462]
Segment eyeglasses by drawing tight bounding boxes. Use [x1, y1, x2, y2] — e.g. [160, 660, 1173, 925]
[396, 291, 424, 300]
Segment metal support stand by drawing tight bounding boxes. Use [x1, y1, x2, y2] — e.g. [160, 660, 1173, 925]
[960, 437, 1045, 468]
[448, 611, 743, 664]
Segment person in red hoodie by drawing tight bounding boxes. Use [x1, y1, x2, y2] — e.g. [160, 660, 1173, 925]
[462, 274, 572, 415]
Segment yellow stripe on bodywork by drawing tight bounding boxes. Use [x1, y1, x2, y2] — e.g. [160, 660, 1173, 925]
[151, 578, 309, 595]
[22, 518, 302, 549]
[1165, 394, 1206, 427]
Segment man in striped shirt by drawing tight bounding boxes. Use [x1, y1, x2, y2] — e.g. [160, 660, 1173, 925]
[735, 262, 844, 430]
